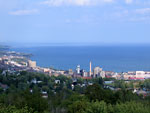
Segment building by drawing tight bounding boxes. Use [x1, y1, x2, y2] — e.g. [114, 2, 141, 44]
[55, 80, 60, 84]
[135, 71, 147, 78]
[105, 71, 115, 77]
[100, 71, 106, 78]
[76, 65, 80, 74]
[84, 72, 88, 77]
[68, 69, 73, 75]
[80, 69, 87, 77]
[93, 67, 103, 78]
[28, 60, 36, 68]
[58, 70, 65, 75]
[124, 71, 150, 80]
[43, 68, 50, 73]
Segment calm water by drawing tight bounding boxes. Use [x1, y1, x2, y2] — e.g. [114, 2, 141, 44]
[12, 46, 150, 72]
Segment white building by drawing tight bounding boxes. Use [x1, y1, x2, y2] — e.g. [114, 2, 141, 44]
[136, 71, 150, 78]
[76, 65, 80, 74]
[93, 67, 103, 78]
[100, 71, 105, 78]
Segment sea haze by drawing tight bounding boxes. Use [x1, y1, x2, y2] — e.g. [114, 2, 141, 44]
[11, 46, 150, 72]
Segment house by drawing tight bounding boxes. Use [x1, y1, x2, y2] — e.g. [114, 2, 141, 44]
[55, 80, 60, 84]
[31, 78, 42, 84]
[104, 81, 114, 84]
[41, 91, 48, 98]
[88, 82, 93, 85]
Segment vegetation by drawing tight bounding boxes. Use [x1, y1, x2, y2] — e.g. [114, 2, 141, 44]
[142, 79, 150, 89]
[0, 70, 150, 113]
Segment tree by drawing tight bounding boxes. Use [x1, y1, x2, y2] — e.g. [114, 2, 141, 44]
[23, 90, 48, 112]
[87, 101, 107, 113]
[114, 101, 150, 113]
[0, 105, 34, 113]
[114, 90, 140, 103]
[68, 100, 90, 113]
[85, 84, 105, 102]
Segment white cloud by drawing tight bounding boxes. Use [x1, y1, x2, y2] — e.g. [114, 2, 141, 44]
[125, 0, 133, 4]
[135, 8, 150, 14]
[9, 9, 38, 15]
[41, 0, 114, 6]
[129, 17, 150, 22]
[110, 7, 150, 22]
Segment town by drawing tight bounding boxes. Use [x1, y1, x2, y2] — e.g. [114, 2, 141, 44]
[1, 52, 150, 81]
[1, 50, 150, 98]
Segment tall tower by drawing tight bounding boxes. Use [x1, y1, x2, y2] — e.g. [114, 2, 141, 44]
[89, 61, 92, 77]
[76, 65, 80, 74]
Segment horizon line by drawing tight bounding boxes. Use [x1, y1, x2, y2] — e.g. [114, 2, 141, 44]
[1, 42, 150, 48]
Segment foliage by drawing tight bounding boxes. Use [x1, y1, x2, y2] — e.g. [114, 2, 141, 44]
[0, 105, 34, 113]
[142, 79, 150, 89]
[0, 71, 150, 113]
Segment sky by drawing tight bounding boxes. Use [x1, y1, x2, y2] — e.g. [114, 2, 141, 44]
[0, 0, 150, 46]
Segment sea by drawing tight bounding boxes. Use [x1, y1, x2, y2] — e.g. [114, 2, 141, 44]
[11, 46, 150, 72]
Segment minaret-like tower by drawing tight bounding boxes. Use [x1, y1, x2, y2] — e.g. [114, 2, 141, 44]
[89, 61, 92, 77]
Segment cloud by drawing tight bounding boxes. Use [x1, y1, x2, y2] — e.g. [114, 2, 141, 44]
[135, 8, 150, 14]
[9, 9, 38, 15]
[125, 0, 133, 4]
[109, 7, 150, 22]
[41, 0, 114, 6]
[129, 17, 150, 22]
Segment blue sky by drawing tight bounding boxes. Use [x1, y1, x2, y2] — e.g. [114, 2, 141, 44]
[0, 0, 150, 45]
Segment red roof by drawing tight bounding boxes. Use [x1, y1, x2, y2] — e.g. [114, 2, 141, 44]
[105, 75, 112, 78]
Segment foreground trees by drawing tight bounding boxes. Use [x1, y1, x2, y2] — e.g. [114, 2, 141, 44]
[0, 71, 150, 113]
[68, 101, 150, 113]
[0, 105, 33, 113]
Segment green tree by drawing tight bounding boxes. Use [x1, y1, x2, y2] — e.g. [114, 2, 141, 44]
[68, 100, 90, 113]
[85, 84, 105, 102]
[87, 101, 108, 113]
[114, 101, 150, 113]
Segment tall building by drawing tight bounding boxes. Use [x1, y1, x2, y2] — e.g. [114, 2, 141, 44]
[93, 67, 103, 78]
[89, 61, 92, 77]
[76, 65, 80, 74]
[28, 60, 36, 68]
